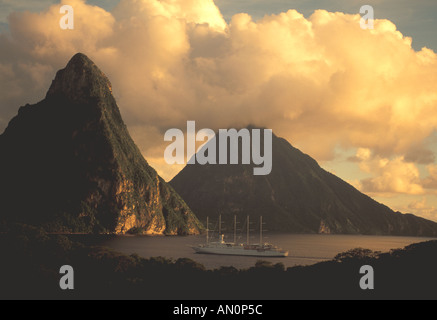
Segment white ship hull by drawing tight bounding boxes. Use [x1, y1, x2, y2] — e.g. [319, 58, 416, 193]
[193, 244, 288, 257]
[195, 215, 288, 257]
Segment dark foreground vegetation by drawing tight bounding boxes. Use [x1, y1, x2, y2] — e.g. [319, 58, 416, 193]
[0, 224, 436, 300]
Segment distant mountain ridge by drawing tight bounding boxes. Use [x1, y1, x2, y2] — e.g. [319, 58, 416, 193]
[0, 53, 202, 235]
[170, 129, 437, 236]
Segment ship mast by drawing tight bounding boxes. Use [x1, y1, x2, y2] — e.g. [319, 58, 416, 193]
[206, 216, 209, 244]
[246, 215, 250, 245]
[218, 214, 221, 242]
[260, 216, 263, 245]
[234, 215, 237, 244]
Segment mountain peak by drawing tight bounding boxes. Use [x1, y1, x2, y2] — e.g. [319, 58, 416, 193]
[0, 53, 202, 235]
[170, 129, 437, 236]
[46, 52, 113, 102]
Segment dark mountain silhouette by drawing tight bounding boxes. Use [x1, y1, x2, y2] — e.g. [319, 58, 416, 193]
[0, 53, 202, 235]
[170, 129, 437, 236]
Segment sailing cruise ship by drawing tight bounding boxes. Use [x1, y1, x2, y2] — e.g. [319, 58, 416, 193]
[192, 216, 288, 257]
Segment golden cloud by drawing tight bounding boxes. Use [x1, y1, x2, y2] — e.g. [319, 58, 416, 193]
[0, 0, 436, 185]
[359, 155, 424, 195]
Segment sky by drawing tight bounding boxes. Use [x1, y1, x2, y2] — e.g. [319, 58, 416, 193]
[0, 0, 437, 222]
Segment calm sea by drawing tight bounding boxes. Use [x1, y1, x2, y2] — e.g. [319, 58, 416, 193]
[71, 233, 437, 270]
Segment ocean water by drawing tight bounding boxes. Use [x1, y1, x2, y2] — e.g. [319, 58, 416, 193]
[75, 233, 437, 270]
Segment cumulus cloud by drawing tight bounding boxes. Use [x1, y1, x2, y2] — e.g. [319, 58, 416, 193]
[349, 148, 437, 197]
[359, 155, 424, 195]
[407, 197, 437, 222]
[404, 144, 435, 164]
[0, 0, 437, 185]
[422, 164, 437, 190]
